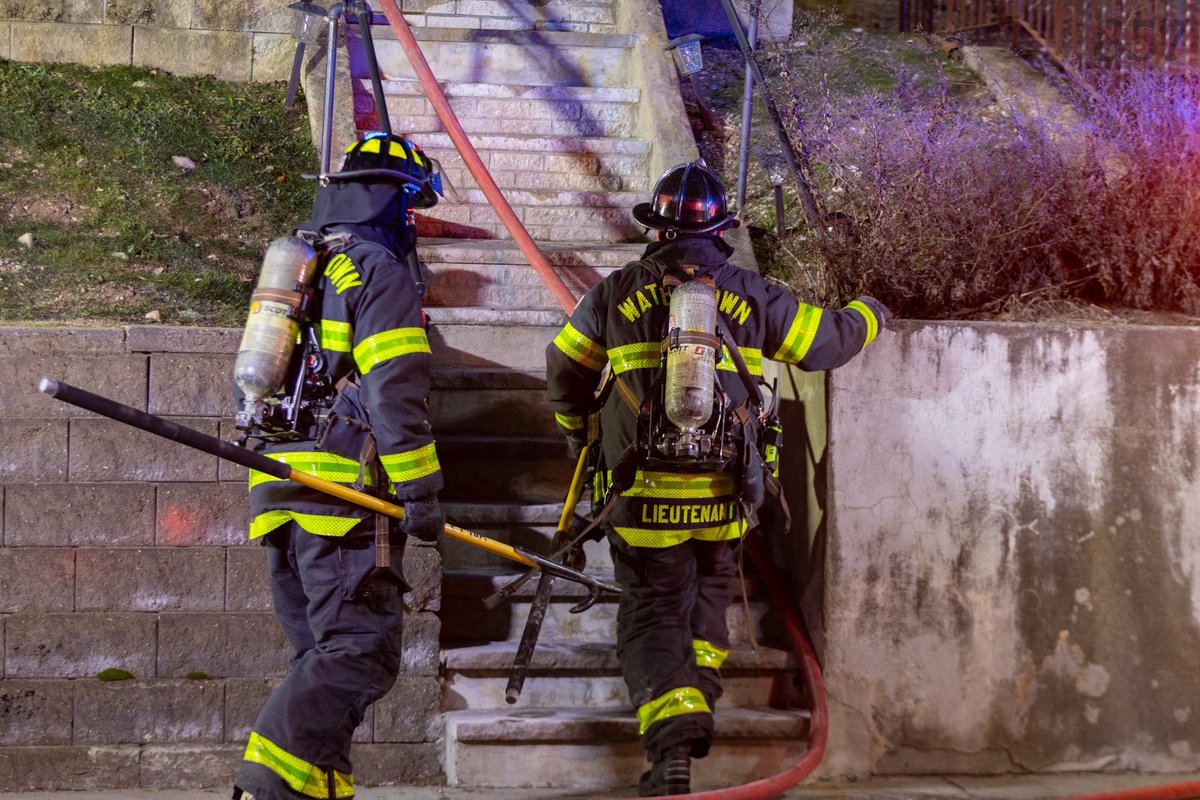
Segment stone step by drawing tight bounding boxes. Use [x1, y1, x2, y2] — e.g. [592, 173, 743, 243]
[366, 81, 643, 146]
[426, 307, 563, 370]
[389, 1, 618, 34]
[423, 261, 620, 310]
[415, 184, 647, 242]
[442, 569, 782, 646]
[428, 367, 557, 436]
[418, 237, 634, 308]
[437, 433, 569, 503]
[444, 706, 811, 789]
[351, 26, 637, 89]
[442, 640, 802, 711]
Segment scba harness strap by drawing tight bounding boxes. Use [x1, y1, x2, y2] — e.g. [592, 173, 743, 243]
[594, 270, 791, 538]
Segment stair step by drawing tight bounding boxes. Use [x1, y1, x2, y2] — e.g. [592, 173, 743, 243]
[428, 380, 558, 435]
[424, 262, 618, 310]
[418, 237, 643, 267]
[442, 640, 800, 710]
[419, 238, 634, 307]
[368, 81, 642, 142]
[352, 26, 637, 89]
[436, 433, 571, 503]
[444, 707, 811, 789]
[389, 1, 619, 34]
[426, 308, 562, 370]
[442, 579, 780, 646]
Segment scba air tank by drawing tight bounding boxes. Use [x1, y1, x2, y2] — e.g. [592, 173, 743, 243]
[234, 236, 319, 423]
[664, 280, 718, 432]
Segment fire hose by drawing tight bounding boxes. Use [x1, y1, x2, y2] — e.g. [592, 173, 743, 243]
[331, 6, 830, 794]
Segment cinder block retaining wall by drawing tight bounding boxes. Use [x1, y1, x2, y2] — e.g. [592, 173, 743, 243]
[821, 321, 1200, 779]
[0, 326, 443, 791]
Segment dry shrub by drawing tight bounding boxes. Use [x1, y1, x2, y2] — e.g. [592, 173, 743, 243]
[765, 25, 1200, 319]
[1069, 70, 1200, 314]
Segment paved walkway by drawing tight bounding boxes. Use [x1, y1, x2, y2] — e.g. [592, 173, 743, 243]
[8, 773, 1200, 799]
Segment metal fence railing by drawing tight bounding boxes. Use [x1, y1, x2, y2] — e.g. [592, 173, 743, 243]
[899, 0, 1200, 70]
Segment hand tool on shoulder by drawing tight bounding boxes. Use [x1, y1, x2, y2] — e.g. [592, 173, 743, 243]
[38, 378, 621, 605]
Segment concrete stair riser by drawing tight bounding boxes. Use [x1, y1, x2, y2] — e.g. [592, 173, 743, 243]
[349, 27, 635, 89]
[443, 671, 797, 711]
[362, 82, 641, 141]
[427, 320, 560, 370]
[427, 383, 559, 435]
[438, 454, 567, 503]
[444, 708, 811, 789]
[441, 594, 780, 645]
[391, 1, 619, 34]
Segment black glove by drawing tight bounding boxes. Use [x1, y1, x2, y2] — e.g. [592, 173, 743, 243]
[858, 295, 892, 329]
[402, 495, 444, 543]
[565, 432, 588, 459]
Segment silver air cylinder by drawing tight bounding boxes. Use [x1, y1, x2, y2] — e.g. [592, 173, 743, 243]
[234, 236, 319, 428]
[665, 280, 718, 432]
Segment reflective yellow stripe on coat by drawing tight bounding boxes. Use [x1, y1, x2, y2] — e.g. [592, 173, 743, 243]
[354, 327, 431, 375]
[773, 303, 824, 363]
[380, 442, 440, 484]
[554, 323, 606, 372]
[243, 731, 354, 798]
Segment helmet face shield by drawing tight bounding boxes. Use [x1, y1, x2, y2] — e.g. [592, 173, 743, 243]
[632, 161, 738, 234]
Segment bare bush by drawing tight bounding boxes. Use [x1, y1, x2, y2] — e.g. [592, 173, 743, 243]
[760, 22, 1200, 319]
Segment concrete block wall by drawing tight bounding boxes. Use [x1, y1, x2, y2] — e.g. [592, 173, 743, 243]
[0, 0, 617, 81]
[0, 326, 444, 792]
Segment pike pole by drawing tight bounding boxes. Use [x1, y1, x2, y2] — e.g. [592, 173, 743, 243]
[38, 378, 620, 608]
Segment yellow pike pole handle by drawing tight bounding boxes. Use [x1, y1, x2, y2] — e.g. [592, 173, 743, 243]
[37, 378, 620, 599]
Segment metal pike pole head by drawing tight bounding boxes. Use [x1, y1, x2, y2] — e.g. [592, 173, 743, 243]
[285, 2, 329, 109]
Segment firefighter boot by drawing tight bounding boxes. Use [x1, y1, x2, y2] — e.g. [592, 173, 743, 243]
[638, 743, 691, 796]
[232, 788, 255, 800]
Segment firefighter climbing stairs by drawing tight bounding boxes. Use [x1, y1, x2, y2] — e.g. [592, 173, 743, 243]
[343, 1, 812, 791]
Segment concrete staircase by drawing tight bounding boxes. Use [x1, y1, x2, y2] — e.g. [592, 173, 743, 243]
[346, 2, 813, 791]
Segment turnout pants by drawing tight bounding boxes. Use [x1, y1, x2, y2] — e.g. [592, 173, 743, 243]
[608, 533, 738, 762]
[236, 521, 408, 800]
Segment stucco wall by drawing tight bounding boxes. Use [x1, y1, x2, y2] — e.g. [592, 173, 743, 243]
[821, 321, 1200, 778]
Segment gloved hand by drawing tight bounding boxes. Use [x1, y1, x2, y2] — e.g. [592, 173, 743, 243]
[858, 295, 892, 329]
[402, 495, 444, 543]
[565, 432, 588, 459]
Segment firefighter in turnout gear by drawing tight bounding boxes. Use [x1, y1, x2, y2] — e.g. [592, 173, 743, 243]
[232, 133, 444, 800]
[545, 161, 889, 797]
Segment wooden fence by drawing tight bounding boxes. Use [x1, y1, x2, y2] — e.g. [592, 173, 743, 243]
[899, 0, 1200, 69]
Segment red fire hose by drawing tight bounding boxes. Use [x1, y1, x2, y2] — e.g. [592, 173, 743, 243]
[1058, 783, 1200, 800]
[371, 5, 829, 796]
